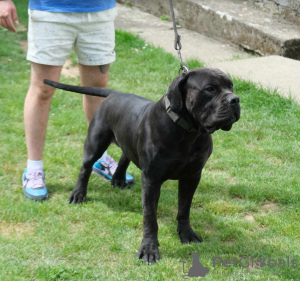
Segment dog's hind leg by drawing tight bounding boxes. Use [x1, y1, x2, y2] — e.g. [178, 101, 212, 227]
[111, 152, 131, 189]
[69, 126, 114, 204]
[177, 176, 203, 243]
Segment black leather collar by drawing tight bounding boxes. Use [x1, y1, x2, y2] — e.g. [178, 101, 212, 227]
[164, 94, 198, 133]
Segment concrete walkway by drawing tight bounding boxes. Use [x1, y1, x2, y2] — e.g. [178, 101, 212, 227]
[115, 4, 300, 103]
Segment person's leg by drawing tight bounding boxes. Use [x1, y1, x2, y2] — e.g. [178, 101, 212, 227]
[25, 63, 63, 160]
[22, 62, 62, 200]
[79, 63, 109, 162]
[24, 8, 77, 199]
[78, 63, 109, 125]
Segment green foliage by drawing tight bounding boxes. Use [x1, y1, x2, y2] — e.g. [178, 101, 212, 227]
[160, 14, 169, 21]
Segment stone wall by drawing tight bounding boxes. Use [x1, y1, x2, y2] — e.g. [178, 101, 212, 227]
[117, 0, 300, 22]
[115, 0, 300, 59]
[250, 0, 300, 22]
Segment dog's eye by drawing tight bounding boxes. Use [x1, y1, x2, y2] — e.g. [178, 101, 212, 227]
[205, 87, 214, 92]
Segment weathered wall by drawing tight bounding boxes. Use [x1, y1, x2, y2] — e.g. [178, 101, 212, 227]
[118, 0, 300, 22]
[116, 0, 284, 56]
[250, 0, 300, 22]
[115, 0, 300, 59]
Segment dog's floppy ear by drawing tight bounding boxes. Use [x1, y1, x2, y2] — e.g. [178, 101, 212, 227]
[167, 72, 190, 113]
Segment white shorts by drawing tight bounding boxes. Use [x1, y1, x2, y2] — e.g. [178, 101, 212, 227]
[27, 8, 117, 66]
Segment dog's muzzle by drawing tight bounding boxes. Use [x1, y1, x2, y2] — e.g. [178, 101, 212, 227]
[203, 94, 240, 134]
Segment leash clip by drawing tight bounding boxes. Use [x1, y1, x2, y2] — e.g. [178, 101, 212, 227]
[176, 44, 189, 73]
[178, 64, 189, 74]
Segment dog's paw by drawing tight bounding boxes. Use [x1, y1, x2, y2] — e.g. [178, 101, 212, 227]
[136, 239, 160, 264]
[178, 226, 203, 244]
[111, 178, 127, 189]
[68, 189, 86, 204]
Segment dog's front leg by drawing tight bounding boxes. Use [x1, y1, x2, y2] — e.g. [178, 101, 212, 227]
[136, 174, 161, 264]
[177, 176, 203, 243]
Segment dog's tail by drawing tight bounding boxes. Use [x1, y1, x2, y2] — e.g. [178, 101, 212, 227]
[44, 79, 121, 97]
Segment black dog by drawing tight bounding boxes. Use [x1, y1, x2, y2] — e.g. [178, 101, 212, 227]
[44, 68, 240, 264]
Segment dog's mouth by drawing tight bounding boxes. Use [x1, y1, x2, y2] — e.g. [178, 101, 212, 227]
[221, 124, 233, 131]
[203, 122, 234, 134]
[220, 110, 240, 132]
[203, 124, 217, 134]
[203, 111, 240, 134]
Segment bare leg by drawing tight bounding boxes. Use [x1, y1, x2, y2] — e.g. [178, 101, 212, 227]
[24, 62, 63, 160]
[78, 63, 110, 125]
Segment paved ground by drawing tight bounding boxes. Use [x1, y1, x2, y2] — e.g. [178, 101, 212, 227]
[115, 4, 300, 103]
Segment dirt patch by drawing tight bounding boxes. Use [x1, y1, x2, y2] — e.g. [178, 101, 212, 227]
[261, 202, 279, 213]
[16, 23, 27, 32]
[20, 40, 28, 53]
[243, 214, 255, 222]
[233, 196, 243, 201]
[241, 202, 279, 223]
[61, 59, 80, 78]
[209, 169, 237, 185]
[204, 225, 214, 234]
[0, 221, 34, 238]
[224, 239, 235, 245]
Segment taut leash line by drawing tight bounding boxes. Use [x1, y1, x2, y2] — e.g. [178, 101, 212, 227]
[168, 0, 189, 73]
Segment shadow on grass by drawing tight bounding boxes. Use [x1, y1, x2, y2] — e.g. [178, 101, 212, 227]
[47, 183, 75, 200]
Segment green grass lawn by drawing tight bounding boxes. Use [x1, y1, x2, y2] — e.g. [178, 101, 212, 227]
[1, 1, 300, 280]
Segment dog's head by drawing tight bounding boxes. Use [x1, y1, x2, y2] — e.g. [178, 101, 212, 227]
[167, 68, 240, 134]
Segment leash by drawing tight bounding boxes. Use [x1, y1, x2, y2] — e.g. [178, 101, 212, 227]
[168, 0, 189, 73]
[164, 1, 196, 133]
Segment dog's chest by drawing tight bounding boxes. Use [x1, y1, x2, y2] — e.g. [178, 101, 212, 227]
[141, 136, 213, 180]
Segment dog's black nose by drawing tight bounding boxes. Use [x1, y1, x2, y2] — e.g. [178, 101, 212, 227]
[226, 94, 240, 104]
